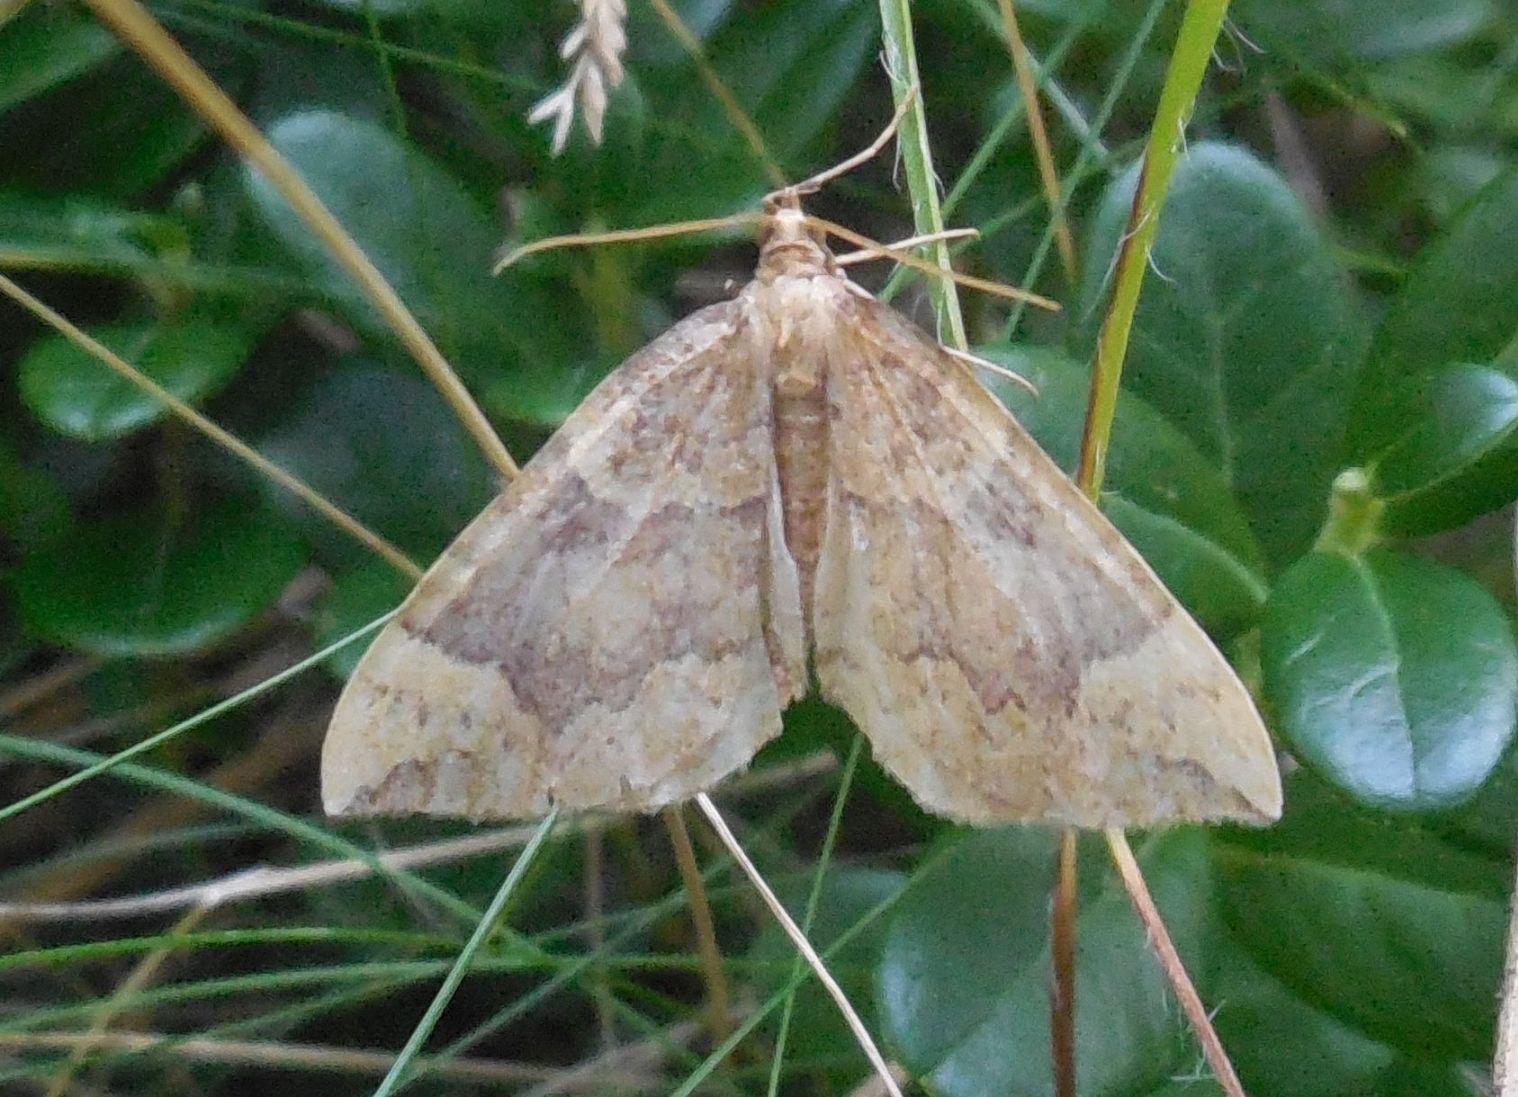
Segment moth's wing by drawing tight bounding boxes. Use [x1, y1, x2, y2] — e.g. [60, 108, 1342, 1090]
[322, 298, 808, 820]
[812, 291, 1281, 828]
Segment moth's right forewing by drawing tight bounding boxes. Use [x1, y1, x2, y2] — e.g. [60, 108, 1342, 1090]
[813, 292, 1282, 828]
[322, 297, 807, 821]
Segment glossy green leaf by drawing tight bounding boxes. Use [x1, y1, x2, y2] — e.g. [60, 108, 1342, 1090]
[0, 55, 209, 199]
[19, 316, 259, 442]
[1078, 143, 1366, 566]
[1235, 0, 1492, 62]
[1215, 772, 1508, 1060]
[1362, 360, 1518, 534]
[312, 560, 413, 679]
[604, 0, 876, 225]
[704, 0, 877, 170]
[751, 866, 906, 1080]
[1355, 167, 1518, 441]
[0, 6, 119, 115]
[247, 110, 591, 424]
[0, 436, 71, 554]
[985, 346, 1268, 637]
[13, 497, 306, 657]
[1209, 943, 1397, 1097]
[255, 359, 497, 566]
[879, 827, 1214, 1097]
[0, 191, 175, 271]
[1262, 549, 1518, 811]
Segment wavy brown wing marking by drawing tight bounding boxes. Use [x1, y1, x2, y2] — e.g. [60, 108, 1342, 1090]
[811, 292, 1282, 828]
[322, 298, 809, 820]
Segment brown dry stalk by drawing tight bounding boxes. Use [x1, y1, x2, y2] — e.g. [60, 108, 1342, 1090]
[1104, 830, 1248, 1097]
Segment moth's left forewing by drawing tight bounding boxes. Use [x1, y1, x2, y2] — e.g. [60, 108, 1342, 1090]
[812, 288, 1282, 828]
[323, 297, 807, 821]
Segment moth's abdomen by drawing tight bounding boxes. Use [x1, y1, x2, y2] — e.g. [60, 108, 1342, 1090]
[773, 374, 830, 619]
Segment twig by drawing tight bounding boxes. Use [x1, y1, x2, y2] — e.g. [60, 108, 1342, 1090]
[0, 658, 102, 722]
[0, 1029, 641, 1087]
[1049, 829, 1078, 1097]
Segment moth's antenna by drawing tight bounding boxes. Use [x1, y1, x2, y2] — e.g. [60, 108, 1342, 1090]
[494, 213, 761, 272]
[834, 227, 980, 266]
[787, 87, 918, 198]
[942, 345, 1040, 396]
[809, 214, 1059, 310]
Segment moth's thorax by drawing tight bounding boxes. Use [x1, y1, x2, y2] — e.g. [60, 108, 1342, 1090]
[756, 205, 836, 282]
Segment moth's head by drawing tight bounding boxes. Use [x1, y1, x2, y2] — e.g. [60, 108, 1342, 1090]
[756, 191, 836, 280]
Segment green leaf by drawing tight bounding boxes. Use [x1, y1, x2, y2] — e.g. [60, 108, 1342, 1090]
[1361, 360, 1518, 535]
[1261, 549, 1518, 811]
[1355, 167, 1518, 440]
[1209, 944, 1397, 1097]
[704, 0, 877, 169]
[1235, 0, 1493, 63]
[312, 560, 413, 679]
[985, 346, 1268, 637]
[1078, 142, 1366, 566]
[0, 5, 119, 115]
[255, 359, 497, 566]
[609, 0, 878, 224]
[750, 866, 907, 1081]
[0, 190, 176, 272]
[1214, 772, 1508, 1060]
[878, 827, 1214, 1097]
[13, 497, 307, 657]
[246, 110, 591, 424]
[19, 315, 259, 442]
[0, 54, 210, 199]
[0, 435, 71, 553]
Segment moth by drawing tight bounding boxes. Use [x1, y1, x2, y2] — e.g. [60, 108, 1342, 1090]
[321, 196, 1282, 828]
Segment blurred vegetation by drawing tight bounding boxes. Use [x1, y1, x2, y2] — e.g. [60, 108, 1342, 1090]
[2, 0, 1517, 1094]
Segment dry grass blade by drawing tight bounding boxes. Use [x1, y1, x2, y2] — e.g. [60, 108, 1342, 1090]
[995, 0, 1077, 282]
[695, 794, 906, 1097]
[0, 273, 422, 581]
[644, 0, 785, 187]
[79, 0, 518, 480]
[1105, 830, 1247, 1097]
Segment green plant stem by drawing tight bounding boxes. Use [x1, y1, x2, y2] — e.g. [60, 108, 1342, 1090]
[1314, 468, 1385, 557]
[1073, 7, 1239, 1097]
[373, 809, 559, 1096]
[1080, 0, 1230, 498]
[877, 0, 968, 351]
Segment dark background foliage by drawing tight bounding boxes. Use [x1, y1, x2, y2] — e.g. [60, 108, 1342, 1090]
[1, 0, 1516, 1094]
